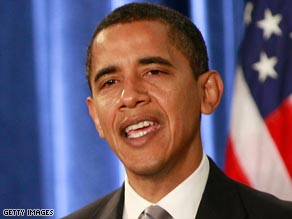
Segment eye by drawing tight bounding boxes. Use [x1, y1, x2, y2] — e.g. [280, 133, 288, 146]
[147, 69, 163, 75]
[102, 79, 118, 88]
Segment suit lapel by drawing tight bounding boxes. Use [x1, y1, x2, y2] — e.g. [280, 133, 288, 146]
[93, 186, 125, 219]
[196, 158, 248, 219]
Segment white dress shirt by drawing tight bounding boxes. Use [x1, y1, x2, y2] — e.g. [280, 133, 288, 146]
[123, 153, 210, 219]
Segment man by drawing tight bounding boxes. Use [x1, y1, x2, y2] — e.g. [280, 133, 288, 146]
[64, 3, 292, 219]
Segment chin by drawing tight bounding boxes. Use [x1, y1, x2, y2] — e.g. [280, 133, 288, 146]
[125, 159, 170, 177]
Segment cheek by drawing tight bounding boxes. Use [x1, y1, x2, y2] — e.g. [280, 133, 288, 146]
[164, 85, 198, 115]
[94, 96, 117, 131]
[164, 84, 200, 131]
[96, 109, 119, 150]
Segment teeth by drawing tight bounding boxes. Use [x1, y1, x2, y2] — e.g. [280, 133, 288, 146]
[128, 131, 149, 139]
[124, 121, 156, 138]
[125, 121, 154, 133]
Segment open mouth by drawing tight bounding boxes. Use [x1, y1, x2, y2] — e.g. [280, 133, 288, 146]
[124, 120, 159, 139]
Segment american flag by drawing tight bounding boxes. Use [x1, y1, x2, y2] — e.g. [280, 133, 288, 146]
[225, 0, 292, 201]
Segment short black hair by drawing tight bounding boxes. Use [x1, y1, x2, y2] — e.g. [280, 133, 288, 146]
[86, 2, 209, 89]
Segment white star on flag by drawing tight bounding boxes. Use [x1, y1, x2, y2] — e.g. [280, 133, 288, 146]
[257, 9, 282, 40]
[252, 52, 278, 82]
[244, 2, 254, 25]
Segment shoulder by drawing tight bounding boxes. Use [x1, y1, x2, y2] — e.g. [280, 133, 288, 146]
[206, 158, 292, 218]
[62, 187, 124, 219]
[235, 182, 292, 218]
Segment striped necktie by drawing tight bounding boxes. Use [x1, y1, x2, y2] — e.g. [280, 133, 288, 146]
[138, 205, 173, 219]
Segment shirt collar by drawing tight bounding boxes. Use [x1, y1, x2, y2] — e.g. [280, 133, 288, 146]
[123, 153, 210, 219]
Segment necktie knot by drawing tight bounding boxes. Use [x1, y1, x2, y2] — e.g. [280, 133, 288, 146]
[138, 205, 173, 219]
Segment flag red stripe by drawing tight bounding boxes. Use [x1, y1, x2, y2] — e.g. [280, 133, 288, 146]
[265, 97, 292, 179]
[225, 137, 251, 186]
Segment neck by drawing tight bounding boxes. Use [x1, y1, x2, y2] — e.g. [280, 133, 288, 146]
[126, 145, 203, 203]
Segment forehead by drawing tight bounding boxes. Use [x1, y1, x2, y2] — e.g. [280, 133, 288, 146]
[94, 20, 170, 47]
[91, 21, 174, 64]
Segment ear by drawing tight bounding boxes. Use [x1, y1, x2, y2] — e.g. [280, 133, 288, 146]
[198, 70, 224, 115]
[86, 97, 105, 138]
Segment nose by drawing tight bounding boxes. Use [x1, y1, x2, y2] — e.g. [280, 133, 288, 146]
[118, 78, 150, 109]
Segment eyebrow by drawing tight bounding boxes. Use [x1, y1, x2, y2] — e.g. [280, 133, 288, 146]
[93, 56, 173, 83]
[138, 56, 173, 67]
[94, 66, 117, 83]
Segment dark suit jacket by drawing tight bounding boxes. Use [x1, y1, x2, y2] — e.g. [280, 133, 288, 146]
[63, 159, 292, 219]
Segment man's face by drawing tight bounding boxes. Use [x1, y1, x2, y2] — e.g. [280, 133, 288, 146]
[87, 21, 204, 178]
